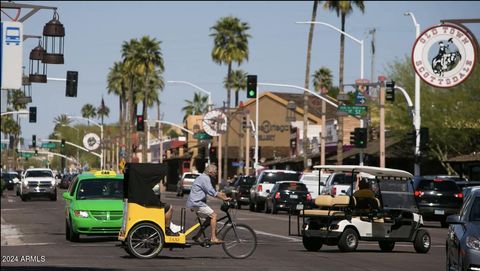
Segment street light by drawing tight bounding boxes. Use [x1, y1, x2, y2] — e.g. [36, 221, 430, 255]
[297, 20, 366, 165]
[67, 115, 103, 169]
[167, 80, 212, 111]
[404, 11, 422, 176]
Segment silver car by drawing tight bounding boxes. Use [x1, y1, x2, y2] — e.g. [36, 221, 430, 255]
[20, 168, 57, 201]
[446, 187, 480, 271]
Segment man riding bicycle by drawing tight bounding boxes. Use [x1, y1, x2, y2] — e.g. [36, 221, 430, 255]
[186, 164, 230, 244]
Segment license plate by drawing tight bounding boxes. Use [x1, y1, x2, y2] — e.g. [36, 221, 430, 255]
[434, 209, 445, 215]
[290, 194, 298, 199]
[296, 204, 304, 210]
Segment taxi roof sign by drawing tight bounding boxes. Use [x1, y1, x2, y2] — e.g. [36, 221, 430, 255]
[93, 170, 117, 177]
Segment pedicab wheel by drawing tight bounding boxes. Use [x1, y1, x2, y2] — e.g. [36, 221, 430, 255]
[413, 229, 431, 253]
[127, 222, 164, 259]
[378, 240, 395, 252]
[221, 223, 257, 259]
[302, 235, 323, 252]
[338, 228, 359, 252]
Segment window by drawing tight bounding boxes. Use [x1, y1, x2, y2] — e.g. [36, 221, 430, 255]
[278, 182, 307, 191]
[183, 174, 200, 179]
[417, 180, 460, 192]
[235, 176, 256, 186]
[26, 170, 53, 178]
[259, 172, 301, 184]
[330, 173, 355, 185]
[76, 179, 123, 200]
[469, 197, 480, 221]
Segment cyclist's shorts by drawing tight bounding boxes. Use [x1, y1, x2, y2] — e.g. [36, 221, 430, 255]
[191, 205, 214, 218]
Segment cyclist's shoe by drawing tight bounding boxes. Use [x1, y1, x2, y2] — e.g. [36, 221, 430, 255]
[165, 227, 179, 236]
[210, 238, 224, 244]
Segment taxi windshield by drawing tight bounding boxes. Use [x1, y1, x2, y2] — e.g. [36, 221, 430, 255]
[76, 179, 123, 200]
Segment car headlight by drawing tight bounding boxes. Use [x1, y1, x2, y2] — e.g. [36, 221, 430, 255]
[74, 210, 89, 218]
[466, 235, 480, 251]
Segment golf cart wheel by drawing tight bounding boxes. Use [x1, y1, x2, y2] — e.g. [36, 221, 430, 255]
[127, 222, 164, 259]
[413, 229, 431, 253]
[378, 240, 395, 252]
[302, 235, 323, 252]
[338, 228, 359, 252]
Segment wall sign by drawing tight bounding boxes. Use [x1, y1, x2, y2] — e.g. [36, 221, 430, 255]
[412, 24, 477, 88]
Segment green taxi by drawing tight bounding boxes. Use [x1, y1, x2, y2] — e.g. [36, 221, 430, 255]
[63, 170, 124, 242]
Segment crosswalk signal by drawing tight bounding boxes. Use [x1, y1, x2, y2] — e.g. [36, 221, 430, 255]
[32, 135, 37, 148]
[350, 128, 367, 148]
[61, 139, 66, 148]
[247, 75, 257, 98]
[386, 80, 395, 102]
[29, 106, 37, 123]
[136, 115, 145, 131]
[66, 71, 79, 97]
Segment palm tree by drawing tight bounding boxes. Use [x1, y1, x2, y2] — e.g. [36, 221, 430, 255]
[53, 114, 72, 130]
[181, 92, 209, 122]
[210, 16, 251, 180]
[324, 0, 365, 165]
[107, 61, 128, 147]
[81, 104, 97, 125]
[97, 97, 110, 126]
[224, 69, 247, 107]
[303, 0, 319, 170]
[312, 67, 333, 92]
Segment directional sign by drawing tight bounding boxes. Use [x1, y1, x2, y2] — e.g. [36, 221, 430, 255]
[193, 132, 212, 140]
[338, 105, 368, 117]
[20, 152, 33, 158]
[41, 142, 56, 149]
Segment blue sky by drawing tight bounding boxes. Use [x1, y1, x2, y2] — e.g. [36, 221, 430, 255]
[3, 1, 480, 144]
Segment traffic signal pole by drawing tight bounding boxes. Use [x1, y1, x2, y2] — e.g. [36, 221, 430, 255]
[379, 78, 386, 167]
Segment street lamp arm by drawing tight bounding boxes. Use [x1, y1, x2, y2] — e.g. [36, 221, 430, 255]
[42, 139, 101, 158]
[404, 12, 419, 28]
[394, 86, 414, 108]
[1, 110, 29, 116]
[155, 120, 194, 135]
[67, 115, 101, 129]
[258, 82, 338, 108]
[297, 21, 363, 44]
[167, 80, 212, 97]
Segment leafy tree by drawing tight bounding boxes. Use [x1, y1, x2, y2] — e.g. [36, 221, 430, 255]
[210, 16, 251, 179]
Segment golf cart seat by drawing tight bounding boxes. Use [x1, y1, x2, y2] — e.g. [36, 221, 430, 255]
[302, 195, 351, 217]
[352, 196, 383, 222]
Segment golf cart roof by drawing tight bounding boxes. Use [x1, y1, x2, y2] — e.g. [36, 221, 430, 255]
[313, 165, 413, 179]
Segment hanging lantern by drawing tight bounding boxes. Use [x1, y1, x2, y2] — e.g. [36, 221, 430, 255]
[42, 10, 65, 64]
[29, 41, 47, 83]
[286, 100, 296, 122]
[18, 70, 33, 104]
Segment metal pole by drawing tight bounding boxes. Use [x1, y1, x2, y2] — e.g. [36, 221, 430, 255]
[321, 99, 326, 165]
[379, 79, 386, 168]
[255, 86, 259, 176]
[245, 114, 251, 175]
[218, 134, 222, 186]
[405, 12, 421, 176]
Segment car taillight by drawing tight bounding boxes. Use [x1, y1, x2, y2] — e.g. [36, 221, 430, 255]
[258, 185, 262, 192]
[306, 193, 312, 201]
[331, 187, 336, 195]
[275, 192, 280, 199]
[414, 190, 424, 197]
[454, 193, 463, 198]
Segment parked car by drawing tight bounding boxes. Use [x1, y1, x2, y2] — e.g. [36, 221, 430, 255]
[413, 176, 463, 227]
[231, 175, 256, 209]
[59, 173, 77, 189]
[446, 188, 480, 270]
[249, 169, 302, 212]
[63, 170, 124, 242]
[300, 170, 331, 199]
[1, 171, 19, 190]
[265, 181, 312, 214]
[176, 172, 200, 197]
[322, 172, 357, 196]
[20, 168, 57, 201]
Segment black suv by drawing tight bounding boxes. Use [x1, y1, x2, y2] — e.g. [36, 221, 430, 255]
[231, 175, 256, 209]
[413, 176, 463, 227]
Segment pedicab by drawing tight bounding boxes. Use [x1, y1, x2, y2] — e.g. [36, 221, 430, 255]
[118, 163, 257, 259]
[295, 165, 431, 253]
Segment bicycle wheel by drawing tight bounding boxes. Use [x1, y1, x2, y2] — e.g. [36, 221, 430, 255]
[126, 222, 164, 259]
[221, 223, 257, 259]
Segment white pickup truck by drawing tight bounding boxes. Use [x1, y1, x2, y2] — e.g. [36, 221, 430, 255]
[20, 168, 57, 201]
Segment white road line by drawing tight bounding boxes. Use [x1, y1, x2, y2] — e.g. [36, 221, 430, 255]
[3, 242, 55, 246]
[254, 230, 301, 242]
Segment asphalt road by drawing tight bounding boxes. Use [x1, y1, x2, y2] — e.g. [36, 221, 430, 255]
[1, 189, 447, 271]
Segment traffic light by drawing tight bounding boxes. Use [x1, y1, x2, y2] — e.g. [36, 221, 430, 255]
[209, 146, 217, 161]
[242, 116, 247, 129]
[136, 115, 144, 131]
[420, 127, 429, 150]
[34, 150, 38, 156]
[29, 106, 37, 123]
[61, 139, 66, 148]
[246, 75, 257, 98]
[350, 128, 368, 148]
[32, 135, 36, 148]
[249, 147, 255, 159]
[406, 130, 416, 145]
[386, 80, 395, 102]
[66, 71, 78, 97]
[198, 146, 206, 159]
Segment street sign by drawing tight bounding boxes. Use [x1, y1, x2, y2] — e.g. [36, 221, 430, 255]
[20, 152, 32, 158]
[355, 90, 367, 105]
[41, 142, 56, 149]
[338, 105, 368, 117]
[193, 132, 212, 140]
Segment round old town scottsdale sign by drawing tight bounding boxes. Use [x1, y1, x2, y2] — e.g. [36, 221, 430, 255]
[412, 24, 477, 88]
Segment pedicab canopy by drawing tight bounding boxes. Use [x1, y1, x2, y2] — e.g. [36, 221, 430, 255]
[123, 163, 168, 207]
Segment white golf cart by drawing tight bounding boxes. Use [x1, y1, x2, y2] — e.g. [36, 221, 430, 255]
[298, 165, 431, 253]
